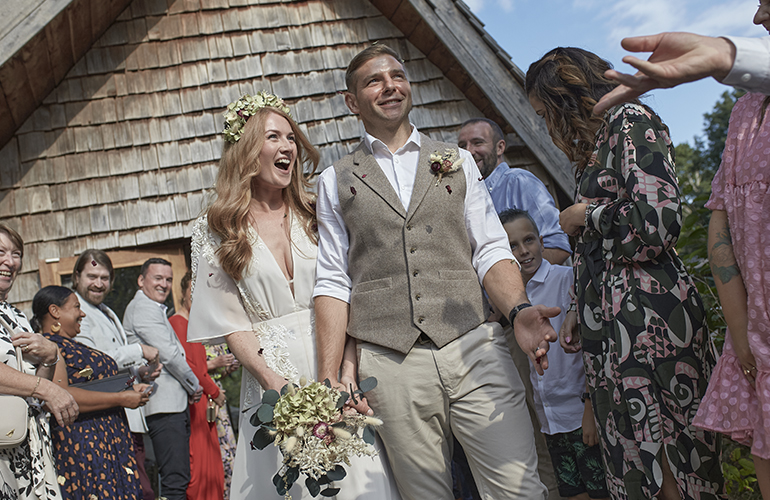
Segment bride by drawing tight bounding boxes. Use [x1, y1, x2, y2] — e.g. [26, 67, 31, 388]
[187, 92, 400, 500]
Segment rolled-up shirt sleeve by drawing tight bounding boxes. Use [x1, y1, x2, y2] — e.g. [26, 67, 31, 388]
[312, 167, 353, 303]
[722, 36, 770, 94]
[461, 149, 516, 283]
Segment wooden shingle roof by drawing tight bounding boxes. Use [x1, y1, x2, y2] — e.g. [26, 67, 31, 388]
[0, 0, 572, 310]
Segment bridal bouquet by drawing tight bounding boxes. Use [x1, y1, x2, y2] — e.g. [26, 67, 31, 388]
[250, 377, 381, 498]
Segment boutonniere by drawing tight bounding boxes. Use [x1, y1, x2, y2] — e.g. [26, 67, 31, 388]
[430, 149, 464, 186]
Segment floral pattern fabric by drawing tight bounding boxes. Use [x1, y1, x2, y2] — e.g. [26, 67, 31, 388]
[694, 92, 770, 459]
[574, 104, 722, 499]
[44, 334, 141, 500]
[0, 302, 62, 500]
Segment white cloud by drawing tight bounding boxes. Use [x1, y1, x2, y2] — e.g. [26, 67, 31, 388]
[465, 0, 515, 14]
[464, 0, 486, 12]
[571, 0, 764, 44]
[497, 0, 514, 12]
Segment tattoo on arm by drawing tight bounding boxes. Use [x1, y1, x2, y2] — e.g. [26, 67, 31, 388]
[709, 226, 741, 284]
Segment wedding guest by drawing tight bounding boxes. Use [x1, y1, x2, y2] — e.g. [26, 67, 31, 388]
[457, 118, 570, 264]
[314, 44, 559, 499]
[594, 31, 770, 115]
[33, 285, 148, 500]
[72, 249, 160, 500]
[124, 259, 202, 500]
[692, 4, 770, 498]
[169, 270, 225, 500]
[526, 47, 722, 499]
[187, 91, 400, 499]
[204, 344, 238, 500]
[501, 209, 608, 500]
[0, 224, 78, 500]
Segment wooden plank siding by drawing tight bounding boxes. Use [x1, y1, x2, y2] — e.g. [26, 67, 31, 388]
[1, 0, 571, 312]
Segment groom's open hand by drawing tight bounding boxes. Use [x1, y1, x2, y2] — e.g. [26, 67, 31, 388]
[513, 305, 560, 376]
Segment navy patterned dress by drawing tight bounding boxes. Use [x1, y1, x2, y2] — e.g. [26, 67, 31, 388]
[43, 334, 141, 500]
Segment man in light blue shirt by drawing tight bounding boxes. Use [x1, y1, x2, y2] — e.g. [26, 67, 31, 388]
[458, 118, 571, 265]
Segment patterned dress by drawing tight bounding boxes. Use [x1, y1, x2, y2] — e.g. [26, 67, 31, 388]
[0, 303, 62, 500]
[693, 93, 770, 459]
[204, 344, 237, 500]
[575, 104, 722, 499]
[43, 334, 141, 500]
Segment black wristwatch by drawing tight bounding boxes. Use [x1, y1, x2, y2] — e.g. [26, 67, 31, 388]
[581, 392, 591, 403]
[508, 303, 533, 326]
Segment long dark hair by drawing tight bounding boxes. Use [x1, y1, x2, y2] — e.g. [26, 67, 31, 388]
[525, 47, 639, 172]
[31, 285, 74, 333]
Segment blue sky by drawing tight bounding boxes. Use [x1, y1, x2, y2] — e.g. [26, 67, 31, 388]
[465, 0, 767, 146]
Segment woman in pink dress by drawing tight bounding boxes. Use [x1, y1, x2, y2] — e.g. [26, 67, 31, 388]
[692, 2, 770, 498]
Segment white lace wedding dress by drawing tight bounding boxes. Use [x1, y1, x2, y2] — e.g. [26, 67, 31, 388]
[188, 216, 401, 500]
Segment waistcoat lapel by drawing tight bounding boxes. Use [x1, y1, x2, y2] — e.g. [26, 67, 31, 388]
[351, 145, 407, 219]
[405, 134, 438, 222]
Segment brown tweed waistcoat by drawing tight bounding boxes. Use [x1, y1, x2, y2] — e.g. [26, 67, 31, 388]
[333, 133, 487, 353]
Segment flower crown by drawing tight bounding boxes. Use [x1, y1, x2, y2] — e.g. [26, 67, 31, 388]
[222, 91, 292, 144]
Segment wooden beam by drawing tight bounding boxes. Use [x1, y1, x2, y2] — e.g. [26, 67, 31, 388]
[379, 0, 575, 195]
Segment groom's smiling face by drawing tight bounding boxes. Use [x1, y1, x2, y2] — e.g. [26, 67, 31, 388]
[345, 55, 412, 131]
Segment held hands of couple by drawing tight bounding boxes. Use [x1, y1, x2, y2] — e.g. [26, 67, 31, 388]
[512, 305, 561, 376]
[337, 375, 374, 417]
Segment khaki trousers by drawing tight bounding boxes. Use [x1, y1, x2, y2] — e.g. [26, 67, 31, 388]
[503, 325, 564, 500]
[358, 322, 547, 500]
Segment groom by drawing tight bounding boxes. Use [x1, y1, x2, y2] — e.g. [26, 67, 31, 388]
[313, 44, 559, 499]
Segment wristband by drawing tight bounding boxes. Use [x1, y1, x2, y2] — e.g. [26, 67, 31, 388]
[31, 376, 41, 397]
[508, 303, 533, 326]
[584, 202, 598, 229]
[581, 391, 591, 403]
[40, 353, 59, 368]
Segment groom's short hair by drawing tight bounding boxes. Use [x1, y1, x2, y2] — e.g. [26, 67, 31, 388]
[345, 44, 404, 91]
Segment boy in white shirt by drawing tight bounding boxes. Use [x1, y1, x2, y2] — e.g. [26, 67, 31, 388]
[501, 209, 609, 500]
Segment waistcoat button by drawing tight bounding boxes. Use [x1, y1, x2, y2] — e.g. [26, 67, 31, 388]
[415, 294, 421, 300]
[417, 316, 425, 324]
[410, 247, 416, 253]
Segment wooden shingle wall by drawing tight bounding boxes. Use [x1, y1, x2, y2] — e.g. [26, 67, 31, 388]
[0, 0, 502, 309]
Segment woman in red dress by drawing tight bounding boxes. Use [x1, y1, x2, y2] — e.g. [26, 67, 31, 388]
[169, 270, 225, 500]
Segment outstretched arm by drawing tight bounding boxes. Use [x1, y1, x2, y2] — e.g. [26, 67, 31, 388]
[594, 33, 736, 115]
[708, 210, 755, 384]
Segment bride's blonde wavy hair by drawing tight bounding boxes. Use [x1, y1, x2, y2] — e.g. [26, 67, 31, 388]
[525, 47, 643, 173]
[207, 107, 319, 282]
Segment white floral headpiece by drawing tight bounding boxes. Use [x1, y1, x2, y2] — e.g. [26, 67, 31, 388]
[222, 91, 292, 144]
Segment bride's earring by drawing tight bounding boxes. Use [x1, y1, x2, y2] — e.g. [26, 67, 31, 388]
[51, 322, 61, 333]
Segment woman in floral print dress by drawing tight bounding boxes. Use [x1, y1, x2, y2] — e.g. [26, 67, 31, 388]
[526, 47, 722, 500]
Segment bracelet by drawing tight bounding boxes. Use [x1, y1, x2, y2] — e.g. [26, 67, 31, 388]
[567, 302, 577, 313]
[580, 391, 591, 403]
[508, 303, 533, 326]
[31, 376, 41, 397]
[584, 202, 598, 229]
[40, 353, 59, 368]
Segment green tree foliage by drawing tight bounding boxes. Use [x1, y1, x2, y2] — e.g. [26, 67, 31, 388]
[674, 89, 758, 500]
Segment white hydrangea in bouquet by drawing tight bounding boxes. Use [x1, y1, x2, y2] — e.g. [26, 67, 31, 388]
[250, 376, 381, 498]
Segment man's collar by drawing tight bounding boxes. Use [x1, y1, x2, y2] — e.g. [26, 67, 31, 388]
[138, 289, 168, 312]
[363, 124, 420, 155]
[527, 259, 551, 286]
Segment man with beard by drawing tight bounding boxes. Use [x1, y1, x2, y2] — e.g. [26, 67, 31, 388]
[72, 249, 161, 500]
[458, 118, 570, 265]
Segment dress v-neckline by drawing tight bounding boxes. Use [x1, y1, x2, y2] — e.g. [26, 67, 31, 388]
[253, 225, 296, 302]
